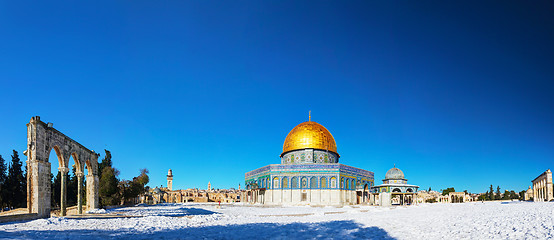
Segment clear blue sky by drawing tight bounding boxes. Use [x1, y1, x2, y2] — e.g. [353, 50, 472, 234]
[0, 1, 552, 193]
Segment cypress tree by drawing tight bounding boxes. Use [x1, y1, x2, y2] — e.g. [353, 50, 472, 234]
[98, 150, 119, 207]
[99, 166, 119, 207]
[7, 150, 26, 208]
[98, 149, 112, 176]
[66, 166, 78, 206]
[495, 186, 501, 200]
[0, 155, 7, 210]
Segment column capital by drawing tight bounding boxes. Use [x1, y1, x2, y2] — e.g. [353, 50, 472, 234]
[58, 167, 69, 174]
[76, 172, 84, 178]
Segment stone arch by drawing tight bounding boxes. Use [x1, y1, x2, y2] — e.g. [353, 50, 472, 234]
[282, 177, 288, 189]
[273, 177, 279, 189]
[49, 145, 65, 169]
[70, 152, 82, 172]
[393, 188, 401, 193]
[310, 176, 318, 188]
[320, 177, 327, 188]
[301, 177, 308, 188]
[291, 177, 298, 188]
[25, 116, 100, 218]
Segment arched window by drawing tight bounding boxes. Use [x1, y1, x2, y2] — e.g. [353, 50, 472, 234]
[340, 177, 344, 189]
[310, 177, 318, 188]
[393, 188, 401, 193]
[301, 177, 308, 188]
[291, 177, 298, 188]
[321, 177, 327, 188]
[330, 177, 337, 188]
[352, 179, 356, 190]
[346, 179, 350, 189]
[282, 177, 288, 189]
[273, 177, 279, 189]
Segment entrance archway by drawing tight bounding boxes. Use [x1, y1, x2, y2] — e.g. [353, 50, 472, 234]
[25, 116, 100, 217]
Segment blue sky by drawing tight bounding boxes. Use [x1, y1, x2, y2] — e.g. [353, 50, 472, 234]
[0, 1, 553, 193]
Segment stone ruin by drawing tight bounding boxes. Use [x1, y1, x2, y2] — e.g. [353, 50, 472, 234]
[24, 116, 99, 217]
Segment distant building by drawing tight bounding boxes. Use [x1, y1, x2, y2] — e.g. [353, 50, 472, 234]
[531, 169, 553, 202]
[140, 171, 243, 204]
[416, 190, 442, 203]
[525, 186, 533, 201]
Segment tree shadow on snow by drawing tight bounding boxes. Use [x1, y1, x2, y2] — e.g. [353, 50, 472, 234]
[0, 220, 395, 240]
[110, 206, 219, 217]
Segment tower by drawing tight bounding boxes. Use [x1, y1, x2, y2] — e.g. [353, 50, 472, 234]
[167, 169, 173, 191]
[208, 181, 211, 191]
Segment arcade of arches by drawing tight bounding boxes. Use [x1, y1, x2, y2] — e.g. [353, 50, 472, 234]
[25, 116, 100, 217]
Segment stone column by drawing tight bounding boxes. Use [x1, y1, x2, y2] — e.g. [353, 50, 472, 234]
[76, 172, 84, 214]
[86, 173, 100, 210]
[27, 160, 52, 218]
[541, 179, 544, 202]
[59, 167, 69, 216]
[533, 183, 537, 201]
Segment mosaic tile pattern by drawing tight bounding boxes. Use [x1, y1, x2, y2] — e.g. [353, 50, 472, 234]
[245, 163, 374, 190]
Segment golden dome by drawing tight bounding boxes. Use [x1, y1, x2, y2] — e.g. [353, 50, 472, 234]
[281, 121, 337, 156]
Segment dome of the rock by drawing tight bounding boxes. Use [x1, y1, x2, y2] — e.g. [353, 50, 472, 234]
[281, 121, 337, 156]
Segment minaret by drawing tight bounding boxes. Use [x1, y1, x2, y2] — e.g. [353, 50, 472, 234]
[208, 181, 211, 191]
[167, 169, 173, 191]
[238, 183, 241, 191]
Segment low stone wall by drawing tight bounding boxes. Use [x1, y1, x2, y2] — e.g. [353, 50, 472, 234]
[0, 213, 40, 223]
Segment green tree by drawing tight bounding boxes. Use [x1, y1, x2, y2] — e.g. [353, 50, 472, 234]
[428, 187, 431, 192]
[442, 187, 455, 196]
[495, 186, 501, 200]
[519, 190, 526, 200]
[6, 150, 26, 209]
[99, 166, 119, 207]
[51, 172, 61, 208]
[98, 150, 120, 207]
[66, 166, 78, 206]
[489, 185, 494, 200]
[98, 150, 112, 178]
[478, 193, 487, 201]
[119, 169, 149, 205]
[0, 154, 7, 210]
[502, 190, 510, 200]
[509, 190, 518, 200]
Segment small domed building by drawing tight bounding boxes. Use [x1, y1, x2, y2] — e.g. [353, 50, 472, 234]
[371, 166, 419, 206]
[244, 115, 374, 205]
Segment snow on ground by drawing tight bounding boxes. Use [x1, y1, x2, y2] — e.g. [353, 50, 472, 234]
[0, 201, 552, 239]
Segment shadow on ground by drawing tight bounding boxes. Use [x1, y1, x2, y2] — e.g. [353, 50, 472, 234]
[108, 205, 218, 217]
[0, 220, 395, 240]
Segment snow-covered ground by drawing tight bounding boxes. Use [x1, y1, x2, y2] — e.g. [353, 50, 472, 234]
[1, 201, 552, 239]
